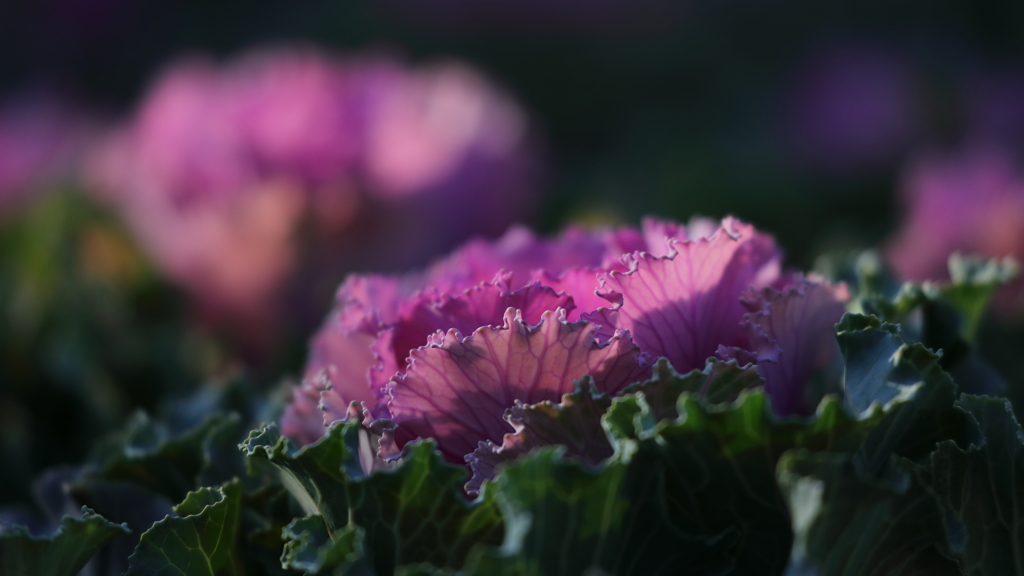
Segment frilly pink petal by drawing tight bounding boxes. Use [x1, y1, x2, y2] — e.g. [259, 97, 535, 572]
[368, 274, 574, 394]
[530, 267, 606, 321]
[637, 215, 731, 258]
[728, 275, 850, 417]
[424, 224, 613, 292]
[639, 217, 685, 257]
[600, 227, 646, 269]
[332, 274, 414, 326]
[585, 217, 782, 373]
[386, 307, 650, 463]
[304, 309, 380, 396]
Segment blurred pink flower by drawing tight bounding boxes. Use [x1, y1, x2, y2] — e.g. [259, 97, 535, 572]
[886, 147, 1024, 312]
[87, 47, 541, 336]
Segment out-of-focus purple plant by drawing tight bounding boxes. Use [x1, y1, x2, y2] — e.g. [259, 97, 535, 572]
[285, 216, 849, 471]
[0, 92, 88, 213]
[886, 147, 1024, 311]
[87, 47, 540, 338]
[779, 41, 921, 174]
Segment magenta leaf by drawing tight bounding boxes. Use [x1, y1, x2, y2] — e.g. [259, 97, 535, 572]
[587, 217, 782, 373]
[424, 225, 614, 292]
[387, 308, 650, 463]
[530, 267, 606, 320]
[369, 274, 574, 394]
[731, 275, 850, 417]
[305, 311, 380, 397]
[330, 274, 411, 325]
[284, 305, 382, 445]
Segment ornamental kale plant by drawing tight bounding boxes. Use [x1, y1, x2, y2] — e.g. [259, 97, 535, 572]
[2, 215, 1023, 576]
[886, 146, 1024, 316]
[86, 47, 540, 342]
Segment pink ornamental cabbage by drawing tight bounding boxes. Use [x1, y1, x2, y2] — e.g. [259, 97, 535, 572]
[886, 147, 1024, 313]
[87, 47, 539, 332]
[285, 223, 630, 445]
[284, 216, 849, 467]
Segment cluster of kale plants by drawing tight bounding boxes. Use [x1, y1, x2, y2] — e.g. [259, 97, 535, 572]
[2, 224, 1023, 576]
